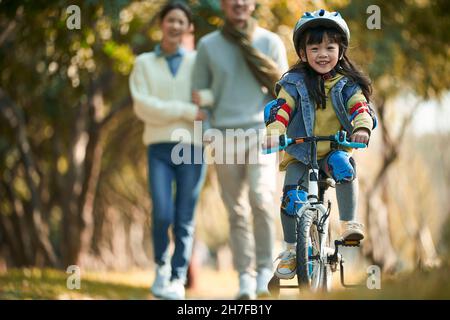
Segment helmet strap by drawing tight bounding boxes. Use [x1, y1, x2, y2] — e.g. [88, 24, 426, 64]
[321, 68, 337, 80]
[302, 59, 338, 80]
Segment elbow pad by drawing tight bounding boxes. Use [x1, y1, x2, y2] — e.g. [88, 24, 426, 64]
[264, 98, 289, 126]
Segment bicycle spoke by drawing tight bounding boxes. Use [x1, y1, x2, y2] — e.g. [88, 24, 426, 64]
[308, 224, 323, 290]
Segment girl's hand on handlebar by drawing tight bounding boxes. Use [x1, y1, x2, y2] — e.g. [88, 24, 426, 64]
[262, 135, 280, 150]
[350, 128, 370, 145]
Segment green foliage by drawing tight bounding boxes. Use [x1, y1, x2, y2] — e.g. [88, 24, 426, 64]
[0, 0, 166, 267]
[191, 0, 224, 38]
[103, 40, 135, 74]
[331, 0, 450, 99]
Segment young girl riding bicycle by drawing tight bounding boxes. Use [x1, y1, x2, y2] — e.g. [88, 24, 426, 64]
[264, 9, 377, 280]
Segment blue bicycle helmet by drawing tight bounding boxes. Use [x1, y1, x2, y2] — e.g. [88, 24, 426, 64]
[293, 9, 350, 54]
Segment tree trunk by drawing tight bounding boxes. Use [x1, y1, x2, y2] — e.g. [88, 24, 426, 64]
[364, 179, 398, 273]
[363, 97, 399, 273]
[416, 225, 441, 269]
[0, 89, 57, 267]
[61, 75, 111, 267]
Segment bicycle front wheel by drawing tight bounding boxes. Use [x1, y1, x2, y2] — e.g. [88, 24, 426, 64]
[296, 209, 329, 292]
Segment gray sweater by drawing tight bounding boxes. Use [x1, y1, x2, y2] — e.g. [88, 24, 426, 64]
[192, 27, 288, 130]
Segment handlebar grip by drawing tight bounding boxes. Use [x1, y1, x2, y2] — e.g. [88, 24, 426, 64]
[262, 134, 292, 154]
[335, 131, 367, 149]
[262, 147, 282, 154]
[342, 141, 367, 149]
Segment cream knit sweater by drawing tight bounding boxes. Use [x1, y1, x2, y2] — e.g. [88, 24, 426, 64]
[129, 50, 213, 146]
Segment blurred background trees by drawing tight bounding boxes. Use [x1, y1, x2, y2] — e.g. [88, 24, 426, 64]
[0, 0, 449, 277]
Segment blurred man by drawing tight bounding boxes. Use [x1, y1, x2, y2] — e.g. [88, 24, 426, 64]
[192, 0, 288, 299]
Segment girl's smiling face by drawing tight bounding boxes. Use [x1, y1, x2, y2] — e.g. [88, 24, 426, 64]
[300, 34, 340, 74]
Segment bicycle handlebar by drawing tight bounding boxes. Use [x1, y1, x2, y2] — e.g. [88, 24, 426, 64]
[262, 131, 367, 154]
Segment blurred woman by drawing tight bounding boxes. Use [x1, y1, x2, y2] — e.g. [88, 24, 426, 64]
[129, 1, 212, 300]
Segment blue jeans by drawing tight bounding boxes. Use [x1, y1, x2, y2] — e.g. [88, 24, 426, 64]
[148, 143, 205, 281]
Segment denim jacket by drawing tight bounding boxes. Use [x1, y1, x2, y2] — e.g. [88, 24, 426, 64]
[275, 71, 362, 165]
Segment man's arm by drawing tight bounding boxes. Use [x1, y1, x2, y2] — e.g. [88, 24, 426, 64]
[192, 39, 214, 106]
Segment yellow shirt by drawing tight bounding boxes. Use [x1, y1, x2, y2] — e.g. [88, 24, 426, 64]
[266, 73, 372, 171]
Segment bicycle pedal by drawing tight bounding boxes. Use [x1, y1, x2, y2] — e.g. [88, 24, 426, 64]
[342, 239, 360, 247]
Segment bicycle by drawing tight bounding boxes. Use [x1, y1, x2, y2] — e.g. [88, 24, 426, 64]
[263, 130, 366, 297]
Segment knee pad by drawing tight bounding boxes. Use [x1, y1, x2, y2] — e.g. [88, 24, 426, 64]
[281, 185, 308, 216]
[327, 151, 356, 183]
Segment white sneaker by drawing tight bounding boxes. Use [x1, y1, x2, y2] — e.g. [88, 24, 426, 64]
[159, 278, 185, 300]
[274, 249, 296, 279]
[340, 221, 365, 241]
[256, 268, 273, 298]
[150, 264, 170, 298]
[236, 272, 256, 300]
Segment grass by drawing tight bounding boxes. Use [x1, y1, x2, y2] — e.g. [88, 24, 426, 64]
[0, 263, 449, 300]
[0, 268, 151, 300]
[0, 267, 241, 300]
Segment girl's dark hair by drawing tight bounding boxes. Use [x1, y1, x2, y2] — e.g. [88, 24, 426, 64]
[159, 1, 193, 24]
[289, 27, 372, 109]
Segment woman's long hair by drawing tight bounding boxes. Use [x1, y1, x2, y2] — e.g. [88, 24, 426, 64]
[289, 27, 372, 109]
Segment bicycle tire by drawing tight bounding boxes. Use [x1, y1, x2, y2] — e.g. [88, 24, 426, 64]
[296, 209, 329, 291]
